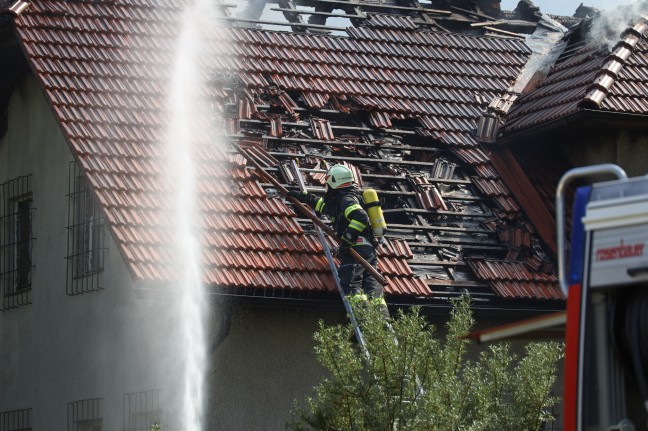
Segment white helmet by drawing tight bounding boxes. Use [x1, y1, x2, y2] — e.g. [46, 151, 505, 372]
[325, 164, 354, 190]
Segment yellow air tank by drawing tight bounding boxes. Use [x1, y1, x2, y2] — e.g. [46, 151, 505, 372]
[362, 188, 387, 239]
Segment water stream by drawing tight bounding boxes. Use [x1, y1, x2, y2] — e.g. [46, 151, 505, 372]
[165, 0, 216, 428]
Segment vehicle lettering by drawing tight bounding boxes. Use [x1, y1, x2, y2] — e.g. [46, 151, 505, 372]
[596, 239, 645, 261]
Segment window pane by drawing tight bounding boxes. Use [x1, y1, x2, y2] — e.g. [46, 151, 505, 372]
[0, 175, 32, 310]
[66, 162, 105, 295]
[15, 198, 32, 291]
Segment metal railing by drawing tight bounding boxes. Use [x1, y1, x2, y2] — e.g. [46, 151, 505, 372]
[0, 408, 31, 431]
[68, 398, 103, 431]
[556, 164, 627, 297]
[123, 389, 161, 431]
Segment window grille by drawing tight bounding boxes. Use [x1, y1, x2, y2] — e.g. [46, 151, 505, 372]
[123, 389, 161, 431]
[66, 162, 106, 295]
[67, 398, 103, 431]
[0, 408, 32, 431]
[0, 175, 33, 310]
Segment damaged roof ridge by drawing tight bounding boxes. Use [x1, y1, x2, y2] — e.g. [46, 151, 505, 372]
[5, 0, 29, 16]
[578, 16, 648, 109]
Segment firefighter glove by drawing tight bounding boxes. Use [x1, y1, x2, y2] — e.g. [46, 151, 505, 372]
[288, 190, 308, 203]
[341, 229, 358, 246]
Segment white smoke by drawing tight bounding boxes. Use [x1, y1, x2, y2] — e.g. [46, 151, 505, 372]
[587, 1, 648, 50]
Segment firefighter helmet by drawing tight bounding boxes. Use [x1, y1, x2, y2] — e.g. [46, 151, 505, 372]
[325, 165, 355, 190]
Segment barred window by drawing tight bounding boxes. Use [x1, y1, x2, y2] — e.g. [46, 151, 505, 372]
[123, 389, 161, 431]
[67, 398, 103, 431]
[0, 175, 34, 310]
[0, 408, 31, 431]
[66, 162, 105, 295]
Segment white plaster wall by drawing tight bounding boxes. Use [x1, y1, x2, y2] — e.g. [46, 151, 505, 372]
[206, 306, 334, 430]
[0, 74, 159, 429]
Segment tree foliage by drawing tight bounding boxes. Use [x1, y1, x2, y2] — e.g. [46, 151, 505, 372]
[288, 296, 563, 431]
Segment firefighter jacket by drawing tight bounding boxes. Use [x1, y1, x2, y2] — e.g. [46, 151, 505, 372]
[308, 187, 374, 246]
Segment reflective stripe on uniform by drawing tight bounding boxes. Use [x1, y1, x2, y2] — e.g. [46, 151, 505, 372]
[348, 293, 369, 307]
[348, 293, 385, 309]
[348, 219, 366, 232]
[315, 198, 325, 213]
[344, 203, 363, 219]
[370, 297, 387, 307]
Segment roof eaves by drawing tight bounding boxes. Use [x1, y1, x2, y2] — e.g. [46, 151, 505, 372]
[498, 108, 648, 145]
[469, 310, 566, 343]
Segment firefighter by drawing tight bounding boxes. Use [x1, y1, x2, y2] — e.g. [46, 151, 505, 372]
[289, 164, 389, 319]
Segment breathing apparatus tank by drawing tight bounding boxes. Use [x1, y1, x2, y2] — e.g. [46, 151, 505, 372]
[362, 188, 387, 240]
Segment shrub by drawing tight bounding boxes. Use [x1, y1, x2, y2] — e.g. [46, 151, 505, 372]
[288, 296, 563, 430]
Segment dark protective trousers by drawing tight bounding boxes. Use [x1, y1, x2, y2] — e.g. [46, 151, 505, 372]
[338, 244, 389, 318]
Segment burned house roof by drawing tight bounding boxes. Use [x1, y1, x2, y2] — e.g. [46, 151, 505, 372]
[504, 11, 648, 134]
[0, 0, 568, 306]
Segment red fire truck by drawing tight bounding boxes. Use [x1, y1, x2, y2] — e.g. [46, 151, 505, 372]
[557, 164, 648, 431]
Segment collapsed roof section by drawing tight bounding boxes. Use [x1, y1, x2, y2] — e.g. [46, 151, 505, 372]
[218, 6, 564, 302]
[230, 0, 527, 36]
[226, 0, 584, 38]
[0, 0, 567, 305]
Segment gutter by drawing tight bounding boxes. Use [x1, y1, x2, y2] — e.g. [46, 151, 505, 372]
[468, 310, 566, 343]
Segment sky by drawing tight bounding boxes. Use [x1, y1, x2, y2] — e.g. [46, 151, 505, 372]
[500, 0, 644, 16]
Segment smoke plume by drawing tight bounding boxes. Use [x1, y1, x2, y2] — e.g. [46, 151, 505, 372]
[587, 1, 648, 50]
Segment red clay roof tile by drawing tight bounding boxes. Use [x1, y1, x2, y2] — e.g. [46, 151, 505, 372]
[467, 259, 562, 299]
[3, 0, 564, 301]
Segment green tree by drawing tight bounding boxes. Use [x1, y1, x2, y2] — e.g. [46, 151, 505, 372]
[288, 296, 563, 430]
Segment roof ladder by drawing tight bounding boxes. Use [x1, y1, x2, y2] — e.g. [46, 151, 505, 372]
[289, 160, 370, 359]
[290, 160, 425, 398]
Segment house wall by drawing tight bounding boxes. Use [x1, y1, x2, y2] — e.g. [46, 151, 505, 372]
[0, 73, 168, 429]
[206, 305, 335, 430]
[562, 129, 648, 177]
